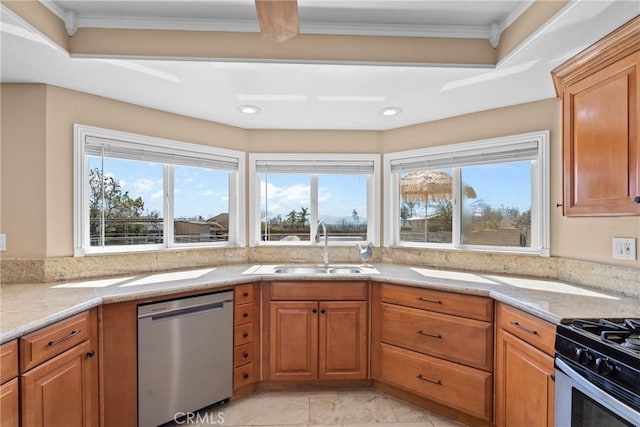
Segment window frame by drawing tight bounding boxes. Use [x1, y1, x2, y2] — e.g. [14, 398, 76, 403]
[248, 153, 380, 247]
[74, 124, 245, 256]
[383, 131, 550, 256]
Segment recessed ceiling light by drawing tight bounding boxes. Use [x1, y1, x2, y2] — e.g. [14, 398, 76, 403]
[379, 107, 402, 116]
[237, 105, 261, 114]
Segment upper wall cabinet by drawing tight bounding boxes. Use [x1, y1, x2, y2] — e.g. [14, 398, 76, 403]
[552, 17, 640, 216]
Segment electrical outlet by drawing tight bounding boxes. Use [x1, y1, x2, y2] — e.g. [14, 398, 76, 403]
[612, 237, 636, 260]
[0, 234, 5, 251]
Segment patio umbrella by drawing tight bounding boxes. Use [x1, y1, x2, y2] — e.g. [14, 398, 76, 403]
[400, 171, 477, 240]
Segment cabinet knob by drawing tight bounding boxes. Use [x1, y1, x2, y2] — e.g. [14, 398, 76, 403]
[320, 308, 326, 314]
[312, 308, 318, 314]
[242, 352, 249, 359]
[243, 373, 249, 379]
[634, 196, 640, 204]
[243, 291, 249, 297]
[86, 350, 95, 358]
[242, 332, 249, 338]
[242, 312, 249, 318]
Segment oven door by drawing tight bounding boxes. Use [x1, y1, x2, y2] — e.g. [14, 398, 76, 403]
[555, 358, 639, 427]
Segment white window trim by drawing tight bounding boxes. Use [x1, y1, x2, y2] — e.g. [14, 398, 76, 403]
[74, 124, 245, 256]
[383, 131, 550, 256]
[248, 153, 380, 247]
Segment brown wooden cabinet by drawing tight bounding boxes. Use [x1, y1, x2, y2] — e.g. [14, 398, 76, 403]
[552, 16, 640, 215]
[1, 340, 19, 427]
[371, 283, 494, 423]
[233, 283, 261, 393]
[266, 281, 368, 381]
[494, 302, 555, 427]
[19, 309, 99, 427]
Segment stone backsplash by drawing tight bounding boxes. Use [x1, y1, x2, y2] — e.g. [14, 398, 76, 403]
[1, 246, 638, 297]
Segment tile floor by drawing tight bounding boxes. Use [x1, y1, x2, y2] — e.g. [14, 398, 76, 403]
[168, 389, 468, 427]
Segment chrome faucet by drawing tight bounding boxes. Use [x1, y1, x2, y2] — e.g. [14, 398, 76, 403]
[315, 220, 329, 266]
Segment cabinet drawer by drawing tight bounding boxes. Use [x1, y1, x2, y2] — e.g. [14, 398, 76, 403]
[380, 284, 493, 321]
[235, 284, 255, 306]
[269, 282, 367, 301]
[234, 304, 254, 326]
[0, 340, 18, 384]
[379, 343, 492, 421]
[496, 303, 555, 356]
[234, 324, 253, 347]
[20, 311, 91, 372]
[234, 363, 255, 389]
[381, 303, 493, 371]
[234, 343, 253, 367]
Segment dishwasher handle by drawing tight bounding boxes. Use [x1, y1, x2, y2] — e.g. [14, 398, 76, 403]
[138, 300, 232, 321]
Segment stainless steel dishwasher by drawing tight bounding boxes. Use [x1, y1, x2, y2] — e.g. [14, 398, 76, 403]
[137, 291, 233, 427]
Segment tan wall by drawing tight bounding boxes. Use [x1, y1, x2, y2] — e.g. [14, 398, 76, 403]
[2, 83, 638, 270]
[3, 84, 248, 258]
[383, 98, 640, 269]
[1, 84, 48, 258]
[248, 129, 381, 153]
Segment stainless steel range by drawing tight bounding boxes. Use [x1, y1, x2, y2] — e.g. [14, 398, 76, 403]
[554, 319, 640, 427]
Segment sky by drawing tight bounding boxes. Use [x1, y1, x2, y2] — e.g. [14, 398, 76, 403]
[91, 157, 531, 223]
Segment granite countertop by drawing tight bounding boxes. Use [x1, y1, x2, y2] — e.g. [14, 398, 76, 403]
[1, 263, 638, 344]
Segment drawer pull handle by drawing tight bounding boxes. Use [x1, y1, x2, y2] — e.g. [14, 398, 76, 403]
[417, 297, 442, 304]
[417, 330, 442, 339]
[48, 329, 81, 347]
[510, 321, 538, 335]
[242, 352, 249, 359]
[416, 374, 442, 385]
[86, 350, 95, 358]
[242, 332, 249, 338]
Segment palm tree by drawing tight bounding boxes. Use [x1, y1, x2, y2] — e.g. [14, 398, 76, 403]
[297, 207, 309, 227]
[286, 210, 297, 229]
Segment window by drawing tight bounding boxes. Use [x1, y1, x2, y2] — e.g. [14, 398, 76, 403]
[384, 131, 549, 255]
[74, 124, 244, 255]
[249, 154, 380, 246]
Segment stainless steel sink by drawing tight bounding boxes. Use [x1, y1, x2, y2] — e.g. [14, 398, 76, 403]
[271, 266, 362, 274]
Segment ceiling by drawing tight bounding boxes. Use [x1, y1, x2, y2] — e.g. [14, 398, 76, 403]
[1, 1, 639, 130]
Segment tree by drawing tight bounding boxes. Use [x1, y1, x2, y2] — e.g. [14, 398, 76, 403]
[352, 209, 359, 227]
[89, 168, 147, 242]
[286, 209, 297, 229]
[429, 200, 453, 232]
[400, 201, 418, 227]
[297, 207, 309, 227]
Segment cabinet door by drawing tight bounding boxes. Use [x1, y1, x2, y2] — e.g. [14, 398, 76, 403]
[1, 378, 19, 427]
[319, 301, 367, 380]
[269, 301, 318, 380]
[564, 52, 639, 215]
[21, 340, 98, 427]
[495, 329, 554, 427]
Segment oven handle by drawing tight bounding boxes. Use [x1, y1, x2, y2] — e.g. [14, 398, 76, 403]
[555, 358, 640, 425]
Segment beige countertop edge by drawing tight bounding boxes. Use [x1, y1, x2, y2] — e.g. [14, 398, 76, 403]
[2, 264, 638, 344]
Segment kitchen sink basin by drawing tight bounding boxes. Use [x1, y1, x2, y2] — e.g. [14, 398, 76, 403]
[272, 266, 363, 274]
[241, 264, 380, 275]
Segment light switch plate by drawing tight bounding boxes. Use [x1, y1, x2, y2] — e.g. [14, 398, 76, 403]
[0, 234, 5, 251]
[612, 237, 636, 260]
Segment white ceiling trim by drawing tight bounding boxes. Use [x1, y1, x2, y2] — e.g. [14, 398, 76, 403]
[70, 15, 493, 40]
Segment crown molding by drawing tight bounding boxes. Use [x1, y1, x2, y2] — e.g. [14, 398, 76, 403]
[39, 0, 536, 43]
[72, 16, 491, 40]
